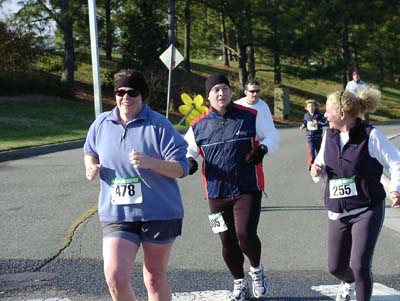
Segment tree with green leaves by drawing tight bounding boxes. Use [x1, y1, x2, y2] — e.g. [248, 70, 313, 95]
[0, 21, 42, 73]
[118, 0, 168, 70]
[102, 0, 125, 60]
[8, 0, 86, 87]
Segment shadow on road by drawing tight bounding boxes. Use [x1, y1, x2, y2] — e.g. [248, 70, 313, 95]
[261, 205, 325, 211]
[0, 258, 341, 300]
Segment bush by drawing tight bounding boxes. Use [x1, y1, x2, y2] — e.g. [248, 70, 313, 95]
[0, 21, 42, 73]
[142, 69, 206, 112]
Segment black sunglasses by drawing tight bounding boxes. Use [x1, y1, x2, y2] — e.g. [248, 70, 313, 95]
[247, 89, 260, 93]
[114, 89, 140, 97]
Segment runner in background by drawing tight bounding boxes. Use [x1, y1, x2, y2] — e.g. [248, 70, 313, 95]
[299, 99, 327, 171]
[235, 79, 279, 164]
[345, 70, 369, 123]
[185, 74, 279, 301]
[310, 88, 400, 301]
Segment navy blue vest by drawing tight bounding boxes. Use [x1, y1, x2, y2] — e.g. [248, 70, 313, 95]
[191, 102, 264, 199]
[324, 120, 386, 213]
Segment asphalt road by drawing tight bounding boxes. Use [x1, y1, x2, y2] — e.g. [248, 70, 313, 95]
[0, 124, 399, 301]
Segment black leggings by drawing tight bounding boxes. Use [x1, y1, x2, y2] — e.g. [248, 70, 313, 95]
[328, 201, 385, 301]
[208, 192, 262, 279]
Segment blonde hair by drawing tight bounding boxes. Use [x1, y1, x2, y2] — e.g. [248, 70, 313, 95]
[304, 99, 318, 110]
[327, 87, 381, 118]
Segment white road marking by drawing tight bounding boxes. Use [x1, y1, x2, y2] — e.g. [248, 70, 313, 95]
[18, 291, 232, 301]
[16, 283, 400, 301]
[311, 283, 400, 300]
[172, 290, 231, 300]
[21, 299, 71, 301]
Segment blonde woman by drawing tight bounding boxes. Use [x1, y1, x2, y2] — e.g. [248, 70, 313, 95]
[310, 88, 400, 301]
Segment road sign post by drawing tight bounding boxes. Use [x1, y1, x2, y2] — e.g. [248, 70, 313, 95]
[159, 45, 184, 119]
[88, 0, 102, 117]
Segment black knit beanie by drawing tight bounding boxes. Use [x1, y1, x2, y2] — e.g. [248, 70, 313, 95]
[205, 73, 230, 96]
[114, 69, 149, 100]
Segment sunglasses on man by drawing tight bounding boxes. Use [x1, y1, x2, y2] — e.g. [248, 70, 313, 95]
[114, 89, 141, 97]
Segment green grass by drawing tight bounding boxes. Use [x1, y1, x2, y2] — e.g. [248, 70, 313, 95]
[1, 55, 399, 152]
[189, 58, 400, 123]
[0, 99, 95, 151]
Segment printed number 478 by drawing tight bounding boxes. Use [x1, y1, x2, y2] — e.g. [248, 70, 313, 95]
[115, 184, 135, 197]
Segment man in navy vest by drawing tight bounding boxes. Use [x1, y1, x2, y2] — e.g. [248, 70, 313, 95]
[185, 73, 279, 301]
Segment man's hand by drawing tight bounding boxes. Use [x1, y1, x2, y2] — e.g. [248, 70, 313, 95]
[188, 157, 198, 175]
[245, 145, 268, 165]
[391, 191, 400, 208]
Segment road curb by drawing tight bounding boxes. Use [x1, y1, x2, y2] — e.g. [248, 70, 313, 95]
[0, 140, 85, 163]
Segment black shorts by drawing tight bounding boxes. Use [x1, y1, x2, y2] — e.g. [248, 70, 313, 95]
[101, 219, 182, 245]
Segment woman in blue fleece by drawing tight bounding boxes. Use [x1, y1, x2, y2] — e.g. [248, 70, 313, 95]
[83, 69, 189, 301]
[299, 99, 327, 170]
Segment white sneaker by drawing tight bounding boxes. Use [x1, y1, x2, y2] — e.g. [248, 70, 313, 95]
[248, 265, 268, 298]
[336, 281, 355, 301]
[228, 279, 250, 301]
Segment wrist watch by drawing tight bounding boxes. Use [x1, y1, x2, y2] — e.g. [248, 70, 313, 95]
[259, 144, 268, 154]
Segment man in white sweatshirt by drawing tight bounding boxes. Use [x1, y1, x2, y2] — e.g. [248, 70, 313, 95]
[345, 70, 367, 97]
[235, 79, 279, 154]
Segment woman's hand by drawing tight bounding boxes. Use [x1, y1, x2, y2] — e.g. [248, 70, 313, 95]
[310, 164, 323, 177]
[86, 163, 102, 180]
[391, 191, 400, 208]
[129, 150, 155, 170]
[129, 150, 184, 178]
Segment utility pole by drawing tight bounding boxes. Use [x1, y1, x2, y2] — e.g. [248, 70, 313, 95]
[167, 0, 176, 115]
[88, 0, 102, 117]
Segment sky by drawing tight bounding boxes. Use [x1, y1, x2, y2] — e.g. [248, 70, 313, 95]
[0, 0, 56, 39]
[0, 0, 21, 21]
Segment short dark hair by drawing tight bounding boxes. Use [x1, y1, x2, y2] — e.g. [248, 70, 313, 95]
[245, 79, 260, 90]
[205, 73, 231, 96]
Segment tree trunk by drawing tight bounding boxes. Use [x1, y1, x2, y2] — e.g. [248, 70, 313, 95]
[377, 52, 384, 80]
[221, 13, 229, 67]
[271, 14, 281, 86]
[247, 45, 255, 80]
[245, 3, 255, 79]
[184, 0, 191, 72]
[341, 14, 351, 89]
[389, 57, 395, 79]
[60, 0, 75, 87]
[168, 0, 175, 45]
[237, 37, 248, 91]
[353, 49, 359, 72]
[105, 0, 112, 60]
[168, 0, 175, 111]
[273, 51, 281, 85]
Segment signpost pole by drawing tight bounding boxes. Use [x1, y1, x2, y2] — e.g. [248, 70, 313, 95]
[88, 0, 102, 117]
[166, 45, 175, 119]
[159, 45, 183, 119]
